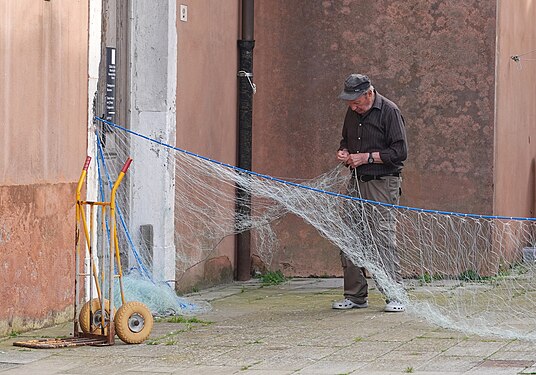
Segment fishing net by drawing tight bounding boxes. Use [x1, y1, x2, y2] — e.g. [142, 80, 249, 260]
[91, 117, 536, 340]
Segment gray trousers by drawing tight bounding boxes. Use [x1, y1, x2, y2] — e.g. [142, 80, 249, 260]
[342, 175, 403, 304]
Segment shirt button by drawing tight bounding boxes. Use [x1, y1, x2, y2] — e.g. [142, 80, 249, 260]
[358, 137, 361, 140]
[359, 123, 362, 126]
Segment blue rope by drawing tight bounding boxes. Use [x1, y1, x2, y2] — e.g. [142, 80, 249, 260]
[95, 131, 153, 280]
[94, 117, 536, 222]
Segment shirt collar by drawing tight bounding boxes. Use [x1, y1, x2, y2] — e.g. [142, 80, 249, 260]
[371, 89, 382, 110]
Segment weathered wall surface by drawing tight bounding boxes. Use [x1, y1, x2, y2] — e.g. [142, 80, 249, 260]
[0, 184, 76, 334]
[254, 0, 497, 275]
[128, 0, 177, 287]
[495, 0, 536, 219]
[175, 0, 239, 291]
[0, 0, 88, 335]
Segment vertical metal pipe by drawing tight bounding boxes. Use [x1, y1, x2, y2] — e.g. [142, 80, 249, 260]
[242, 0, 254, 41]
[236, 0, 255, 281]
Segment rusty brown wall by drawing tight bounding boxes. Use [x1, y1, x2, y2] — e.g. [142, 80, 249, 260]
[175, 0, 239, 291]
[254, 1, 497, 276]
[0, 0, 88, 334]
[495, 0, 536, 219]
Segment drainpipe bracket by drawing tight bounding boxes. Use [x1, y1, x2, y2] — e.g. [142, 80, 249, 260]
[237, 71, 253, 77]
[237, 71, 256, 94]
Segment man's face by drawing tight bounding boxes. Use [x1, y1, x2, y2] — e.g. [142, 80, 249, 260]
[347, 90, 374, 114]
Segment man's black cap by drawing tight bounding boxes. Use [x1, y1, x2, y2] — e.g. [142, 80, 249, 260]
[338, 74, 371, 101]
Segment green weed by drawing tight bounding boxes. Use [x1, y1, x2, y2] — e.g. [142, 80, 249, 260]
[258, 270, 287, 286]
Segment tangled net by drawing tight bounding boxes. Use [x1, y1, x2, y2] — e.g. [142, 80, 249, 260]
[92, 117, 536, 340]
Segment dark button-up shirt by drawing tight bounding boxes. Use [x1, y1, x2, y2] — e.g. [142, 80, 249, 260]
[339, 90, 408, 175]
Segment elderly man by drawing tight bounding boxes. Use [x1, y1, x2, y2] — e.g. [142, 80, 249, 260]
[333, 73, 408, 313]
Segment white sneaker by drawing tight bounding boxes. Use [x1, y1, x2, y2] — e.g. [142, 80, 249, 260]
[384, 301, 405, 312]
[332, 298, 368, 310]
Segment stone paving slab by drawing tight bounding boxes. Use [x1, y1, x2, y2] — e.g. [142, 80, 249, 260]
[0, 350, 54, 365]
[1, 278, 536, 374]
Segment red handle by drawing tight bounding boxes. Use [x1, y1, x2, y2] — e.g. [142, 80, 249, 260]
[121, 157, 133, 173]
[83, 156, 92, 171]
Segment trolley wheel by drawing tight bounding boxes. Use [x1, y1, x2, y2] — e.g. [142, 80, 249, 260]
[79, 298, 113, 334]
[115, 301, 154, 344]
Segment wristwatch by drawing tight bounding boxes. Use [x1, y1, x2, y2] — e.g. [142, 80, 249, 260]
[367, 153, 374, 164]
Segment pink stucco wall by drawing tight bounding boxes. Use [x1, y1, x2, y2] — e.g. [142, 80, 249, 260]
[175, 0, 239, 291]
[0, 0, 88, 335]
[172, 1, 533, 284]
[495, 0, 536, 219]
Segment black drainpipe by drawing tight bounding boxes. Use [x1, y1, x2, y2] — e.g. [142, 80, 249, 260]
[236, 0, 255, 281]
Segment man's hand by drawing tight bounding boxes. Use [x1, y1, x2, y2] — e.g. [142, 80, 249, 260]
[337, 149, 349, 163]
[346, 153, 368, 168]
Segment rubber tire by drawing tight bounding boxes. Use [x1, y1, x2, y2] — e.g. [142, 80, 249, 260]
[79, 298, 112, 334]
[115, 301, 154, 344]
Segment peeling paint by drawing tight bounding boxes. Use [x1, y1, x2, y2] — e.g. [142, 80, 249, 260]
[0, 225, 11, 244]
